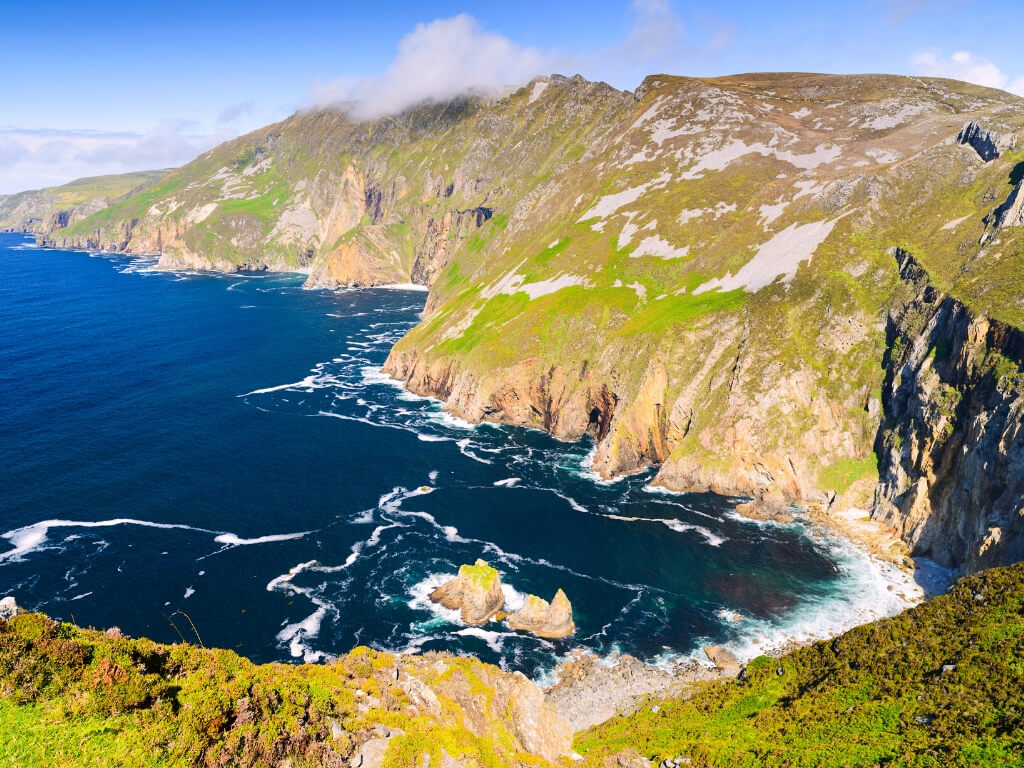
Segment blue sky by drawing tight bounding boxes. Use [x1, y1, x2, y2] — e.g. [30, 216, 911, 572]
[1, 0, 1022, 193]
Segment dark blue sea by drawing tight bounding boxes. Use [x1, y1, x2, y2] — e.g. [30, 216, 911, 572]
[0, 232, 917, 679]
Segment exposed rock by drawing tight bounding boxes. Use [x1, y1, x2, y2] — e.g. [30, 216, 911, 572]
[546, 651, 733, 732]
[872, 249, 1024, 575]
[734, 499, 796, 524]
[993, 180, 1024, 228]
[703, 645, 741, 671]
[956, 120, 1005, 162]
[429, 559, 504, 625]
[506, 589, 575, 638]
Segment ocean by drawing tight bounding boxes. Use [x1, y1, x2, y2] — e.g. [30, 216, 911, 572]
[0, 232, 918, 679]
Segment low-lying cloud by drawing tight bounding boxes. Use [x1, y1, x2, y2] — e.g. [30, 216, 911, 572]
[0, 122, 234, 195]
[911, 49, 1024, 96]
[310, 1, 732, 120]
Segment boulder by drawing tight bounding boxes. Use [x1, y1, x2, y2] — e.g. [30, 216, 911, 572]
[507, 589, 575, 639]
[704, 645, 741, 671]
[429, 559, 504, 625]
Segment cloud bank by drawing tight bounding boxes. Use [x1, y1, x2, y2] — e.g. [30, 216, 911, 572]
[310, 1, 731, 120]
[911, 49, 1024, 96]
[0, 123, 234, 195]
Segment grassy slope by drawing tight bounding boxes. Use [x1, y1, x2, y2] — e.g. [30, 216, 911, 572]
[0, 613, 555, 768]
[576, 562, 1024, 767]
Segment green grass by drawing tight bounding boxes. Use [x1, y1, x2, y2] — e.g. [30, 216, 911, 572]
[619, 286, 746, 336]
[576, 562, 1024, 768]
[818, 453, 879, 494]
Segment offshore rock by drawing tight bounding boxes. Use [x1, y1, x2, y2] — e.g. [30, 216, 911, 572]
[506, 589, 575, 639]
[429, 559, 504, 625]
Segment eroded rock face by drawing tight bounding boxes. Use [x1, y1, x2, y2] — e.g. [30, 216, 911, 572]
[506, 589, 575, 639]
[429, 559, 504, 625]
[872, 250, 1024, 575]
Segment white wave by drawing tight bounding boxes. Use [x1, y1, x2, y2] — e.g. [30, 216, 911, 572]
[184, 587, 195, 599]
[494, 477, 521, 488]
[213, 531, 309, 546]
[429, 470, 439, 483]
[69, 591, 92, 601]
[661, 519, 725, 547]
[429, 410, 478, 431]
[377, 283, 429, 292]
[408, 573, 462, 625]
[417, 433, 448, 442]
[277, 605, 329, 663]
[0, 518, 211, 563]
[455, 627, 523, 654]
[575, 446, 626, 485]
[501, 583, 528, 612]
[456, 438, 493, 465]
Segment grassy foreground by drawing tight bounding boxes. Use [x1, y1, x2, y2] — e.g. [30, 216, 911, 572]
[1, 563, 1022, 767]
[576, 563, 1024, 768]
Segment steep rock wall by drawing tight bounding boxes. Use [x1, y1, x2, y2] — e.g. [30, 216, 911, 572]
[872, 250, 1024, 574]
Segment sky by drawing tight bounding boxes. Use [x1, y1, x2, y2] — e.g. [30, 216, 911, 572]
[1, 0, 1022, 194]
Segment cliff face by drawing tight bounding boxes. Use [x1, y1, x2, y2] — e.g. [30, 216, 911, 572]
[384, 73, 1024, 524]
[19, 73, 1024, 572]
[873, 251, 1024, 575]
[40, 76, 635, 290]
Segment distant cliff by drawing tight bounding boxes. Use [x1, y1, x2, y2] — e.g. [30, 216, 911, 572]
[0, 170, 169, 235]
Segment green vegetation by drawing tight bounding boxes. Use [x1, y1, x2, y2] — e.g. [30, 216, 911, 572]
[0, 612, 551, 767]
[459, 559, 500, 590]
[577, 562, 1024, 767]
[818, 453, 879, 494]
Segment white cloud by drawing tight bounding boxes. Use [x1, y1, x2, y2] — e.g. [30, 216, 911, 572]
[311, 14, 554, 119]
[310, 2, 733, 119]
[0, 123, 235, 194]
[911, 49, 1024, 96]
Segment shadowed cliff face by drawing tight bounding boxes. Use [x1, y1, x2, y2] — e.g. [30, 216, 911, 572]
[873, 251, 1024, 575]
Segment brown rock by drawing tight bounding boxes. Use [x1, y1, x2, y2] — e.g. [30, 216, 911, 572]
[704, 645, 741, 671]
[429, 559, 504, 625]
[735, 500, 796, 524]
[507, 589, 575, 639]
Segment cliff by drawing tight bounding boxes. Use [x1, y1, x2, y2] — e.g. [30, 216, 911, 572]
[872, 250, 1024, 576]
[0, 170, 170, 235]
[21, 72, 1024, 573]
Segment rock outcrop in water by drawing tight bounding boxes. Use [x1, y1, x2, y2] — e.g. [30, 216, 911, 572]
[506, 589, 576, 639]
[429, 559, 505, 625]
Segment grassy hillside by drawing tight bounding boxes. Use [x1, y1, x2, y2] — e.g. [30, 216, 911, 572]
[0, 611, 569, 768]
[2, 563, 1022, 766]
[577, 561, 1024, 767]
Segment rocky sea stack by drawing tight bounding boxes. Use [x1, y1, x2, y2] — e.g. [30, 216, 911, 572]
[507, 589, 576, 639]
[429, 559, 505, 625]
